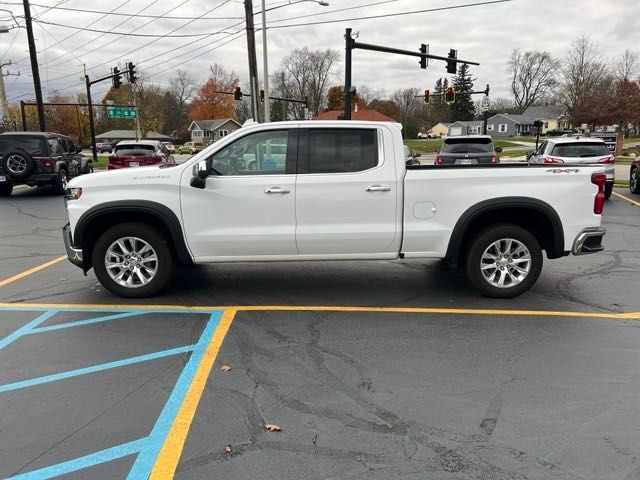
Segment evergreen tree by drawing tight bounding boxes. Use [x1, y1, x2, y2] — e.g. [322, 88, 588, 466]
[451, 64, 476, 121]
[431, 77, 452, 123]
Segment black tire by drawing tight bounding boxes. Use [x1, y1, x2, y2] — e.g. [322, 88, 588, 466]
[92, 222, 174, 298]
[2, 151, 35, 179]
[465, 224, 543, 298]
[631, 167, 640, 194]
[604, 183, 613, 200]
[0, 181, 12, 197]
[81, 162, 94, 174]
[52, 168, 69, 194]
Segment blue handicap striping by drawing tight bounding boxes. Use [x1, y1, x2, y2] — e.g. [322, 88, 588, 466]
[0, 310, 58, 350]
[0, 306, 225, 479]
[126, 311, 222, 479]
[28, 311, 149, 334]
[7, 437, 149, 480]
[0, 344, 195, 393]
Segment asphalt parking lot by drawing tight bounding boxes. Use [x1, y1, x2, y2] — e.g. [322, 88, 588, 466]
[1, 186, 639, 479]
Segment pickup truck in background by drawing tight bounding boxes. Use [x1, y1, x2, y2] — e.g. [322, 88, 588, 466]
[62, 120, 607, 299]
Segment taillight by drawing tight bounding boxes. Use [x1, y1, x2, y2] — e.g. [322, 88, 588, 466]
[598, 155, 614, 164]
[109, 155, 122, 165]
[591, 172, 606, 214]
[543, 156, 564, 164]
[42, 158, 53, 167]
[435, 154, 442, 165]
[490, 155, 497, 163]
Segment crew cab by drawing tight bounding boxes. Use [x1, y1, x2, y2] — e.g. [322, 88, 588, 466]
[62, 121, 607, 299]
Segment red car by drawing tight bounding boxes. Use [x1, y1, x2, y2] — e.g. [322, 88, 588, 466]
[108, 140, 174, 170]
[631, 157, 639, 195]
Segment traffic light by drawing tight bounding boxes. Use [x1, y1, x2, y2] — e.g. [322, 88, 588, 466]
[424, 89, 430, 104]
[233, 86, 242, 101]
[444, 87, 455, 104]
[127, 62, 137, 83]
[446, 48, 457, 74]
[260, 89, 265, 103]
[112, 67, 122, 89]
[419, 43, 427, 69]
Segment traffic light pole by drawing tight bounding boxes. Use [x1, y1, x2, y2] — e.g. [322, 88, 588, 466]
[343, 28, 480, 120]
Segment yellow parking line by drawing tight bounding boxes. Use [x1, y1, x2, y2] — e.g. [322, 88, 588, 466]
[0, 255, 67, 288]
[0, 302, 638, 320]
[612, 191, 640, 207]
[149, 308, 236, 479]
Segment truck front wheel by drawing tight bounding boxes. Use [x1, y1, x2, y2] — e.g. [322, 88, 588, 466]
[92, 222, 173, 298]
[465, 224, 543, 298]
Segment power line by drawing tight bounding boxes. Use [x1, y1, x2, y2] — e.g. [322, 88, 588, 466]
[269, 0, 514, 29]
[44, 0, 163, 67]
[267, 0, 402, 24]
[30, 19, 235, 37]
[1, 1, 243, 19]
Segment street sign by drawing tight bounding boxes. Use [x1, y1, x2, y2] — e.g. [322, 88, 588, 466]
[480, 96, 490, 113]
[106, 106, 137, 119]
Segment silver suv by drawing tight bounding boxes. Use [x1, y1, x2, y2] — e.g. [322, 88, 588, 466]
[528, 137, 614, 199]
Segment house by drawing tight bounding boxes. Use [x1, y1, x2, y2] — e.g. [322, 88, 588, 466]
[448, 121, 484, 136]
[521, 105, 571, 134]
[428, 122, 451, 137]
[313, 108, 396, 122]
[95, 130, 172, 144]
[486, 114, 534, 137]
[188, 118, 242, 144]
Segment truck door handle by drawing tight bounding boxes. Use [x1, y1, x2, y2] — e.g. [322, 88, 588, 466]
[365, 185, 391, 192]
[264, 187, 291, 194]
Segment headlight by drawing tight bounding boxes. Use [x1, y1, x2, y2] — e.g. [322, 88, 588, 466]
[64, 187, 83, 200]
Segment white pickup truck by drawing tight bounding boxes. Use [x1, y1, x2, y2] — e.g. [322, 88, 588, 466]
[62, 120, 606, 298]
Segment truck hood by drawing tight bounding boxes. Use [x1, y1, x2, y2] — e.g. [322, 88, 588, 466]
[68, 164, 184, 188]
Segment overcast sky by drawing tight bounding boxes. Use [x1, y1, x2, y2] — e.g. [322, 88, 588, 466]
[1, 0, 639, 108]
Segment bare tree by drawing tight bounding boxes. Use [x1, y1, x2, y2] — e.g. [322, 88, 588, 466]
[391, 88, 424, 137]
[508, 49, 559, 112]
[271, 47, 339, 119]
[169, 69, 195, 123]
[560, 36, 606, 125]
[615, 49, 639, 81]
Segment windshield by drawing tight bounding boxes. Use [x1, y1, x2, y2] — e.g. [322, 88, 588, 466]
[551, 142, 609, 157]
[115, 144, 155, 156]
[441, 138, 493, 153]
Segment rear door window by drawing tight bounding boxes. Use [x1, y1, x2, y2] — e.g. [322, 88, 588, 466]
[48, 138, 65, 156]
[115, 144, 156, 155]
[550, 142, 609, 157]
[0, 137, 46, 156]
[441, 138, 493, 153]
[305, 129, 377, 173]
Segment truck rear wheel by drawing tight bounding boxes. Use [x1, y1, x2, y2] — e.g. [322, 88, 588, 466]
[465, 224, 542, 298]
[92, 222, 173, 298]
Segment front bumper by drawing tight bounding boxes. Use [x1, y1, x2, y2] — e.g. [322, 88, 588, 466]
[572, 227, 606, 255]
[63, 223, 84, 269]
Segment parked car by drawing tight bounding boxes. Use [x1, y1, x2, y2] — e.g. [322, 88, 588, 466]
[177, 142, 204, 155]
[527, 137, 614, 199]
[162, 142, 176, 153]
[0, 131, 92, 196]
[417, 132, 437, 139]
[108, 140, 174, 170]
[435, 135, 501, 165]
[630, 157, 639, 195]
[64, 120, 606, 299]
[96, 142, 113, 153]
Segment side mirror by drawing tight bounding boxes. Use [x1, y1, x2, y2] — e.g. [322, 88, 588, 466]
[190, 160, 209, 189]
[495, 146, 502, 153]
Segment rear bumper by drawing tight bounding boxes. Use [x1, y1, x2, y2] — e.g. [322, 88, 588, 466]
[63, 223, 84, 269]
[0, 172, 57, 185]
[572, 227, 606, 255]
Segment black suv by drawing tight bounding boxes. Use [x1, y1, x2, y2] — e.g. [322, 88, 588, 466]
[0, 132, 93, 196]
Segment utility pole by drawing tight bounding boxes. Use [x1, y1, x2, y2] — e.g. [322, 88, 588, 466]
[23, 0, 46, 131]
[261, 0, 269, 123]
[244, 0, 260, 122]
[0, 63, 10, 117]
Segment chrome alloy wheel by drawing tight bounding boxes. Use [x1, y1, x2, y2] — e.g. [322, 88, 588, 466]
[480, 238, 532, 289]
[104, 236, 158, 288]
[6, 154, 27, 174]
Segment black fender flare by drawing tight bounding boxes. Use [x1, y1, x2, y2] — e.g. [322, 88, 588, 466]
[74, 200, 193, 266]
[445, 197, 565, 267]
